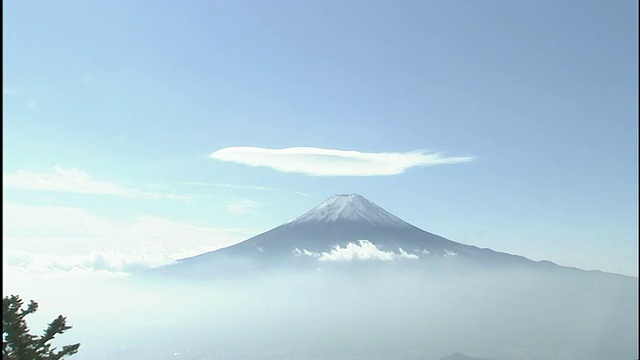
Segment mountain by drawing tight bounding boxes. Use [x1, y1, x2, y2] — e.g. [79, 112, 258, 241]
[140, 194, 638, 360]
[151, 193, 602, 277]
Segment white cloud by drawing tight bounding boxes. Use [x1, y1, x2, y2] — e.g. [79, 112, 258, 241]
[444, 249, 458, 257]
[183, 182, 310, 198]
[297, 240, 419, 262]
[225, 199, 260, 215]
[3, 166, 192, 201]
[209, 147, 474, 176]
[3, 203, 102, 239]
[3, 88, 20, 95]
[4, 250, 168, 274]
[2, 203, 255, 274]
[398, 248, 420, 259]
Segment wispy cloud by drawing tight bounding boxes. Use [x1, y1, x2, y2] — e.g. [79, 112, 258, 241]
[295, 240, 419, 262]
[183, 182, 310, 197]
[3, 166, 192, 201]
[3, 88, 20, 95]
[225, 199, 260, 215]
[210, 147, 474, 176]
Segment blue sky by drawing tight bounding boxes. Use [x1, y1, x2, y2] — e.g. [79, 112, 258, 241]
[3, 0, 638, 279]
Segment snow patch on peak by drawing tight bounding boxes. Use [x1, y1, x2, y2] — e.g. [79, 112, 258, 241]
[289, 194, 411, 228]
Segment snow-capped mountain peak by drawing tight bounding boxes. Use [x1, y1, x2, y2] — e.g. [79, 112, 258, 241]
[289, 194, 412, 228]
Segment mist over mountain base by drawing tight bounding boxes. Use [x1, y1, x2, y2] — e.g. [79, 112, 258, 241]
[67, 263, 637, 360]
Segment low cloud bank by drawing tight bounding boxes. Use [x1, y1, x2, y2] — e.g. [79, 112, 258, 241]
[3, 248, 205, 275]
[295, 240, 419, 261]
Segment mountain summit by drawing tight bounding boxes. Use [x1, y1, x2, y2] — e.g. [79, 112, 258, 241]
[289, 193, 412, 228]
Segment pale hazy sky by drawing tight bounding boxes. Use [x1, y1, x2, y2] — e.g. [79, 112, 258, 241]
[3, 0, 638, 278]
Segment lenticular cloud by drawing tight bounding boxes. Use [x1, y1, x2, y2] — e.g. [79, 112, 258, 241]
[209, 147, 473, 176]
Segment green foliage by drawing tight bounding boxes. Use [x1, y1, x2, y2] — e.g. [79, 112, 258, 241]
[2, 295, 80, 360]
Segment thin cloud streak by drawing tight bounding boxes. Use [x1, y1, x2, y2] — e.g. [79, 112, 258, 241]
[3, 88, 20, 95]
[225, 199, 260, 215]
[3, 166, 193, 201]
[210, 147, 474, 176]
[183, 182, 310, 198]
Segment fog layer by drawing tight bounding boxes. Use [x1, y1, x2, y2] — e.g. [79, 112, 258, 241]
[14, 261, 635, 360]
